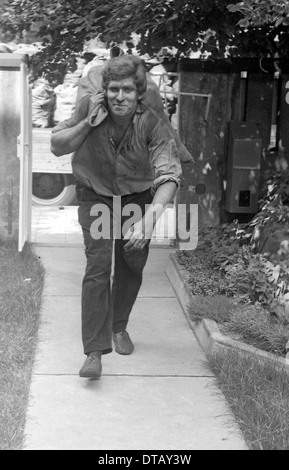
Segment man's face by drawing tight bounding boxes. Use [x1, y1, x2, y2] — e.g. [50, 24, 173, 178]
[106, 78, 139, 118]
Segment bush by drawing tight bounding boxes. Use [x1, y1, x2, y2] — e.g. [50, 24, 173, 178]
[177, 169, 289, 356]
[177, 225, 282, 307]
[178, 216, 289, 310]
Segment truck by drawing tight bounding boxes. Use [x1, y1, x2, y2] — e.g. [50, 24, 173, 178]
[32, 128, 77, 206]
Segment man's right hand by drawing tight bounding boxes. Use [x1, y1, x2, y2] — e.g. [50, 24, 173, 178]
[88, 92, 106, 117]
[51, 92, 107, 157]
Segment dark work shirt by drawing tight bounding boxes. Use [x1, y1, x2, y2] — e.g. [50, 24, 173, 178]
[52, 97, 182, 197]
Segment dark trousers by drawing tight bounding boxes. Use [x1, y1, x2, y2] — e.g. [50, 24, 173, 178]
[77, 187, 153, 355]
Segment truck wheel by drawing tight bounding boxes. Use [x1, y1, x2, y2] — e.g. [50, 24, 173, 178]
[32, 173, 77, 206]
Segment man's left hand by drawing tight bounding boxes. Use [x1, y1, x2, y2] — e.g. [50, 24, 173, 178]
[123, 220, 153, 252]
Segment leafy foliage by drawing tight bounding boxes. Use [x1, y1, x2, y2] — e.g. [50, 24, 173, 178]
[177, 226, 236, 297]
[0, 0, 112, 82]
[178, 226, 283, 307]
[248, 170, 289, 252]
[178, 170, 289, 312]
[228, 0, 289, 28]
[1, 1, 289, 83]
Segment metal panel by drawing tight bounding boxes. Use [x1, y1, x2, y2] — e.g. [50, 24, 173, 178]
[225, 122, 262, 214]
[245, 72, 274, 177]
[0, 53, 29, 68]
[278, 74, 289, 168]
[0, 61, 21, 237]
[18, 62, 32, 252]
[32, 128, 73, 173]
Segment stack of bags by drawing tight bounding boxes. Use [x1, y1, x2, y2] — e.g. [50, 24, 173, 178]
[31, 56, 87, 127]
[32, 78, 56, 128]
[53, 84, 78, 124]
[53, 57, 86, 125]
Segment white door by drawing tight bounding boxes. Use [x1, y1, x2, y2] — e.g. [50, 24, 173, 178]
[18, 61, 32, 252]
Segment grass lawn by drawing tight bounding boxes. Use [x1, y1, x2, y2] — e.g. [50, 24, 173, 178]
[207, 349, 289, 450]
[0, 238, 45, 450]
[175, 244, 289, 450]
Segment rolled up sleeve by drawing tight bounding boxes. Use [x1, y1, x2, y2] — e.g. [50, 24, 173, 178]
[148, 119, 182, 195]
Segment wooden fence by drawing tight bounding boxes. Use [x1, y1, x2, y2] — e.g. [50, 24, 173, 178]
[178, 58, 289, 226]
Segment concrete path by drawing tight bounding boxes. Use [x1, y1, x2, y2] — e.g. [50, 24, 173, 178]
[31, 205, 174, 247]
[23, 243, 248, 451]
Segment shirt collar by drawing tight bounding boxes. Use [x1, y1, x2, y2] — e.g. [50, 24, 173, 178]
[136, 101, 147, 114]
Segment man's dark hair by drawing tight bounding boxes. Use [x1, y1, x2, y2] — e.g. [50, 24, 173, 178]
[101, 55, 147, 96]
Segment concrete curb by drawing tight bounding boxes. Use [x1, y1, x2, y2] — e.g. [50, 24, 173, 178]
[166, 253, 289, 373]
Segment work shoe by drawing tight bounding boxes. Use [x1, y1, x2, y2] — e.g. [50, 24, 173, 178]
[113, 331, 134, 355]
[79, 352, 102, 379]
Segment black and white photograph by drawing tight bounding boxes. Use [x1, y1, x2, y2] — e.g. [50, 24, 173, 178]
[0, 0, 289, 452]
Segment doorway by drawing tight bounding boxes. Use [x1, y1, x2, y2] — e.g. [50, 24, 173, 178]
[31, 70, 179, 248]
